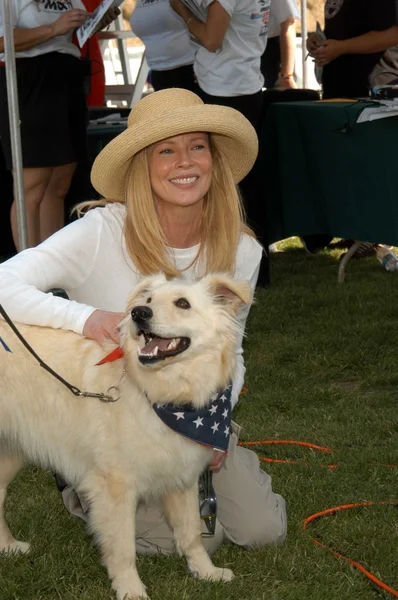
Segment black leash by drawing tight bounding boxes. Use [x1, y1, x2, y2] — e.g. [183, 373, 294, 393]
[0, 304, 120, 403]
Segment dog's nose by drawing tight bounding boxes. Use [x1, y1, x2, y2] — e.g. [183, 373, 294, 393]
[131, 306, 153, 323]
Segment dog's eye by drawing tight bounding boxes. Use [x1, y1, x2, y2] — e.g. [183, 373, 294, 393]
[175, 298, 191, 310]
[146, 297, 152, 304]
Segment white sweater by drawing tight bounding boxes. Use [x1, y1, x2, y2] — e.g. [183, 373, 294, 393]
[0, 203, 262, 407]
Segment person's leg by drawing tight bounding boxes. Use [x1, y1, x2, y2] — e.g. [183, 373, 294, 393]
[60, 485, 225, 556]
[212, 424, 287, 548]
[39, 162, 77, 242]
[260, 36, 281, 88]
[10, 167, 53, 250]
[135, 501, 224, 557]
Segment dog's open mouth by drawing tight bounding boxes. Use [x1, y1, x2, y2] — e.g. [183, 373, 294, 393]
[138, 331, 191, 364]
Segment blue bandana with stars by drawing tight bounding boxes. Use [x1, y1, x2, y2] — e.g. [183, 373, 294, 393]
[153, 384, 232, 453]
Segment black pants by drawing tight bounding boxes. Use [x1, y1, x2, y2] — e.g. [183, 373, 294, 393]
[150, 64, 198, 93]
[260, 36, 281, 89]
[198, 88, 264, 131]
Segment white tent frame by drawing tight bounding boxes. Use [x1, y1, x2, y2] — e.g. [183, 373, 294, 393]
[1, 0, 308, 254]
[301, 0, 308, 88]
[1, 0, 27, 250]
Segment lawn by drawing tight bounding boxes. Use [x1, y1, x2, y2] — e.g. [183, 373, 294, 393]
[1, 238, 397, 600]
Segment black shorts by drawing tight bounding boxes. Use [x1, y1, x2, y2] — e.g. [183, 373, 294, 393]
[0, 52, 88, 170]
[150, 64, 198, 93]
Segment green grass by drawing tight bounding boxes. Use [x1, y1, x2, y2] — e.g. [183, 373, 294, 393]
[1, 238, 397, 600]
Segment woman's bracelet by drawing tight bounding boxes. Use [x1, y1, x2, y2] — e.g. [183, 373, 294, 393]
[279, 73, 295, 79]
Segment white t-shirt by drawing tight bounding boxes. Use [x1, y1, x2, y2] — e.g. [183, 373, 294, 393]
[130, 0, 198, 71]
[0, 203, 262, 407]
[0, 0, 86, 61]
[268, 0, 299, 39]
[194, 0, 271, 97]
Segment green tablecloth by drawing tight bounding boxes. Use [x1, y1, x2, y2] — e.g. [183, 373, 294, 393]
[261, 101, 398, 246]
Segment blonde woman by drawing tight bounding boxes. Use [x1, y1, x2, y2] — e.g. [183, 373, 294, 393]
[0, 89, 286, 554]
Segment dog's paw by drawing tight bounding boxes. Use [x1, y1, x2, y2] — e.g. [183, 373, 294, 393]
[115, 577, 149, 600]
[0, 539, 31, 555]
[200, 567, 234, 582]
[123, 592, 150, 600]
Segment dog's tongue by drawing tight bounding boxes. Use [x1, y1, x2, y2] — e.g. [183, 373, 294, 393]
[141, 336, 175, 355]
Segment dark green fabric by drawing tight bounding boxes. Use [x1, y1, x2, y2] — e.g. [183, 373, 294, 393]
[261, 101, 398, 245]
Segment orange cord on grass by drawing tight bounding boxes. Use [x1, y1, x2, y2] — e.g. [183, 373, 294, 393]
[238, 438, 397, 597]
[303, 501, 398, 599]
[238, 439, 338, 469]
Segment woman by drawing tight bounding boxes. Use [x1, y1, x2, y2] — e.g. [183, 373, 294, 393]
[0, 0, 118, 250]
[0, 88, 286, 554]
[170, 0, 271, 129]
[307, 0, 398, 99]
[261, 0, 299, 89]
[129, 0, 198, 92]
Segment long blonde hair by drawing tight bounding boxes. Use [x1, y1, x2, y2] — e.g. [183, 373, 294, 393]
[76, 137, 255, 278]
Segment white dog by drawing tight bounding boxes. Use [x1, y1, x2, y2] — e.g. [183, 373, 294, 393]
[0, 273, 251, 600]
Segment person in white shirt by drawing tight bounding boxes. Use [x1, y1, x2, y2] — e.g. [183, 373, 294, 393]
[170, 0, 271, 129]
[0, 0, 118, 251]
[261, 0, 300, 89]
[0, 88, 287, 555]
[129, 0, 198, 92]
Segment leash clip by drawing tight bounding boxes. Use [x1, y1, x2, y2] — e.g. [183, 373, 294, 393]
[78, 386, 121, 403]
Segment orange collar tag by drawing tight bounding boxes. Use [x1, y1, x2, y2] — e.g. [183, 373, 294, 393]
[96, 346, 124, 366]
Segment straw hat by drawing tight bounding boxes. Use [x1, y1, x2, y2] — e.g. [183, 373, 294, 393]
[91, 88, 259, 201]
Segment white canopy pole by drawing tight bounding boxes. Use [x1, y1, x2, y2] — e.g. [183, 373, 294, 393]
[1, 0, 28, 250]
[300, 0, 308, 89]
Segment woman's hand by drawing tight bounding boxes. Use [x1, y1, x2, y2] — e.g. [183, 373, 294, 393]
[277, 75, 297, 90]
[313, 39, 345, 66]
[306, 32, 322, 55]
[96, 7, 121, 32]
[83, 310, 124, 344]
[52, 9, 89, 36]
[208, 450, 226, 472]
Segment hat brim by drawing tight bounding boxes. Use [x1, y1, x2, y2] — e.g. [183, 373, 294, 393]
[91, 104, 258, 201]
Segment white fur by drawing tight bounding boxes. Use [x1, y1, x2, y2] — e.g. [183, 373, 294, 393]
[0, 274, 251, 600]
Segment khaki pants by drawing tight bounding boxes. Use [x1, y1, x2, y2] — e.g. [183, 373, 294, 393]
[62, 425, 287, 555]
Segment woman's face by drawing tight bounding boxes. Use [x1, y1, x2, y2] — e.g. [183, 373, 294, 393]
[147, 132, 213, 211]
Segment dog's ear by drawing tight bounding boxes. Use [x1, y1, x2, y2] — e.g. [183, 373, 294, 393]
[204, 274, 252, 313]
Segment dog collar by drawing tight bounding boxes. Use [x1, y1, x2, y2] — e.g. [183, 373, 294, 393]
[153, 385, 232, 453]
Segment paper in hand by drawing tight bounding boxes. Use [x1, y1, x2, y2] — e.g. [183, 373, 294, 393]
[76, 0, 123, 48]
[314, 21, 326, 85]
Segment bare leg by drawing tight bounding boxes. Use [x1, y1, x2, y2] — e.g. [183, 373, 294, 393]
[0, 451, 30, 554]
[162, 486, 234, 582]
[83, 473, 149, 600]
[11, 167, 53, 250]
[40, 162, 77, 242]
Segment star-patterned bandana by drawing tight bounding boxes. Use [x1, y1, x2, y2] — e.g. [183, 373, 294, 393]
[153, 384, 232, 452]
